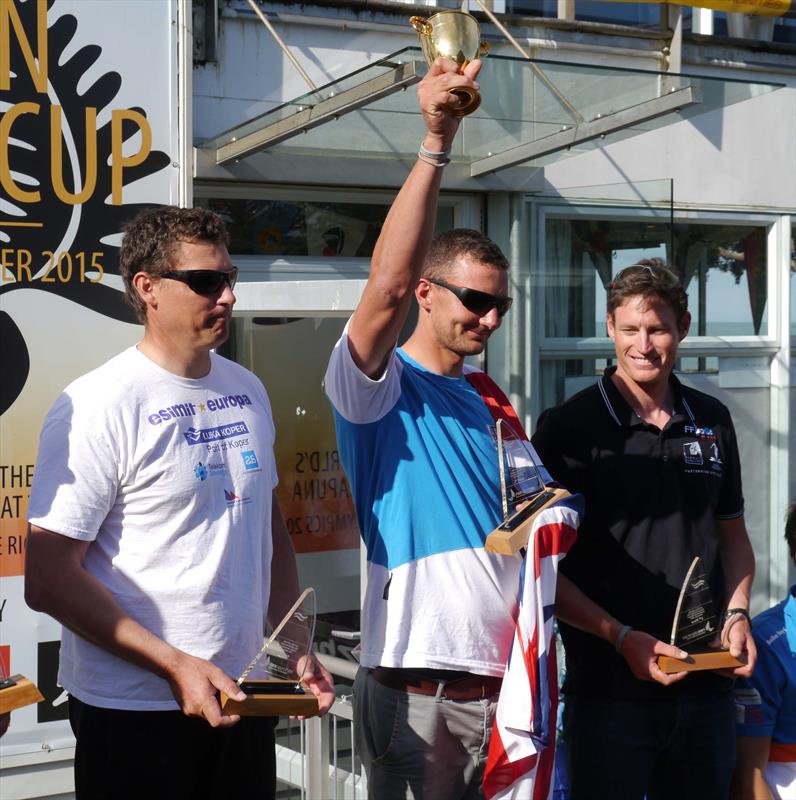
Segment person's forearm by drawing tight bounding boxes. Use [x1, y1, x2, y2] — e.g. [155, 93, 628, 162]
[369, 156, 446, 297]
[718, 516, 755, 612]
[25, 528, 183, 681]
[347, 157, 446, 377]
[267, 499, 302, 628]
[555, 574, 624, 647]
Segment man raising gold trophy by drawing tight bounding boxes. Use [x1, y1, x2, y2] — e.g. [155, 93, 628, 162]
[325, 14, 561, 798]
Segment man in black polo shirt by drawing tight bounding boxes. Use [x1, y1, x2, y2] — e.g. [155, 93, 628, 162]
[532, 261, 757, 800]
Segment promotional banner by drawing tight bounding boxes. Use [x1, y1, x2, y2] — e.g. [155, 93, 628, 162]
[600, 0, 791, 16]
[0, 0, 180, 755]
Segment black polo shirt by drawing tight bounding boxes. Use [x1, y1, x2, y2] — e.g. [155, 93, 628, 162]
[532, 367, 744, 700]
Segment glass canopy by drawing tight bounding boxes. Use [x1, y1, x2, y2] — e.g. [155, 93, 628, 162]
[201, 47, 783, 178]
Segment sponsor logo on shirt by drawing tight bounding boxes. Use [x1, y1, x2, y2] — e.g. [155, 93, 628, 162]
[684, 424, 715, 440]
[683, 439, 723, 477]
[193, 461, 227, 480]
[184, 421, 250, 446]
[241, 450, 260, 471]
[224, 488, 252, 506]
[683, 441, 703, 465]
[146, 393, 253, 425]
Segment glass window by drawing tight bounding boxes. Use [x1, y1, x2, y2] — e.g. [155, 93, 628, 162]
[200, 197, 454, 263]
[204, 199, 390, 258]
[220, 315, 363, 647]
[543, 217, 768, 338]
[503, 0, 666, 27]
[791, 223, 796, 336]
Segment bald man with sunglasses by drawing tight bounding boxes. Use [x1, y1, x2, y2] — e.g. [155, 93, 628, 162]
[324, 59, 552, 800]
[25, 206, 334, 799]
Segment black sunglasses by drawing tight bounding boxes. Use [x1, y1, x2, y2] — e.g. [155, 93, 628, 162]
[160, 268, 239, 295]
[428, 278, 513, 318]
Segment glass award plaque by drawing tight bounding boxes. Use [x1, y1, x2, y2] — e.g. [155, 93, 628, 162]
[485, 419, 570, 555]
[220, 587, 320, 716]
[657, 557, 746, 674]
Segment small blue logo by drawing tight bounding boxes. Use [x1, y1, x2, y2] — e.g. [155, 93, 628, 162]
[194, 462, 208, 481]
[241, 450, 259, 470]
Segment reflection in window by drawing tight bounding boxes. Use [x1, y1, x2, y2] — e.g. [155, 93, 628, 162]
[201, 198, 455, 260]
[543, 218, 768, 338]
[204, 199, 390, 257]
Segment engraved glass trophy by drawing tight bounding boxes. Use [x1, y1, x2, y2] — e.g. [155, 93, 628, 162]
[485, 419, 570, 555]
[221, 587, 320, 716]
[657, 557, 746, 673]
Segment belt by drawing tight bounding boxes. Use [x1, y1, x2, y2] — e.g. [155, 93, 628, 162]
[370, 667, 502, 701]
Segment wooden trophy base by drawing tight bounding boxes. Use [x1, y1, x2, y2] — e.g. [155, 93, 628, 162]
[220, 680, 319, 717]
[0, 675, 44, 715]
[657, 648, 746, 674]
[485, 487, 572, 555]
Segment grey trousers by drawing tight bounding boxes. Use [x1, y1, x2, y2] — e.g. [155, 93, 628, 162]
[353, 668, 498, 800]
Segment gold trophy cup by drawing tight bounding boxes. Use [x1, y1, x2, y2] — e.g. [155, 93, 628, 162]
[409, 10, 489, 117]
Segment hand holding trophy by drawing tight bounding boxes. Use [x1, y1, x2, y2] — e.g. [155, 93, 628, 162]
[221, 587, 323, 717]
[410, 9, 489, 117]
[657, 557, 748, 674]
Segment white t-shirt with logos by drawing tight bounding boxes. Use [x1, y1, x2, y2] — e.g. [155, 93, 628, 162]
[28, 346, 278, 711]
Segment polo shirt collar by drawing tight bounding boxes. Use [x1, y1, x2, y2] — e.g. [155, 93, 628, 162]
[598, 366, 694, 429]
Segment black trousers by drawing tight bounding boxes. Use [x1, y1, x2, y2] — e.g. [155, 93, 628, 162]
[69, 696, 277, 800]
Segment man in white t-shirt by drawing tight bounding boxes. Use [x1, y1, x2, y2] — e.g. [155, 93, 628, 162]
[25, 206, 334, 800]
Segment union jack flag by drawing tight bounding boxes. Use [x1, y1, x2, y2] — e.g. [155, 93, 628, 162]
[483, 496, 582, 800]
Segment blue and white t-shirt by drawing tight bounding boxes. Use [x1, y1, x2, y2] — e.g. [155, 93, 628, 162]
[325, 329, 550, 676]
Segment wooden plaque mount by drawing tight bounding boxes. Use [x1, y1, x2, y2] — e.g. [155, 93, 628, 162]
[485, 487, 572, 555]
[657, 649, 746, 674]
[220, 680, 319, 717]
[0, 675, 44, 715]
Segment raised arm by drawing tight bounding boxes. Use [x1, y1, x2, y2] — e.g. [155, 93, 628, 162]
[24, 524, 246, 727]
[347, 58, 481, 378]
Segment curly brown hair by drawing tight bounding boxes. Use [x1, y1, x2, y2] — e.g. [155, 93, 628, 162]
[422, 229, 509, 281]
[119, 206, 229, 322]
[607, 258, 689, 330]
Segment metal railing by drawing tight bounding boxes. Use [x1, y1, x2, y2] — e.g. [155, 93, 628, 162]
[275, 654, 366, 800]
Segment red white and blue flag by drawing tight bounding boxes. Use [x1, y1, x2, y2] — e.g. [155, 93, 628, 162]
[482, 497, 581, 800]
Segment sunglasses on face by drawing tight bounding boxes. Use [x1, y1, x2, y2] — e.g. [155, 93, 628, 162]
[428, 278, 513, 318]
[160, 267, 239, 295]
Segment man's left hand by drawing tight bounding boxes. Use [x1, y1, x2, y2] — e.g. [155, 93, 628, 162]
[295, 654, 336, 719]
[721, 613, 756, 677]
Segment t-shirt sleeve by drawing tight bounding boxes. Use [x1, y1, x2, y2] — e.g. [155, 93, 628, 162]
[27, 391, 119, 540]
[323, 322, 401, 425]
[716, 407, 744, 519]
[735, 629, 784, 738]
